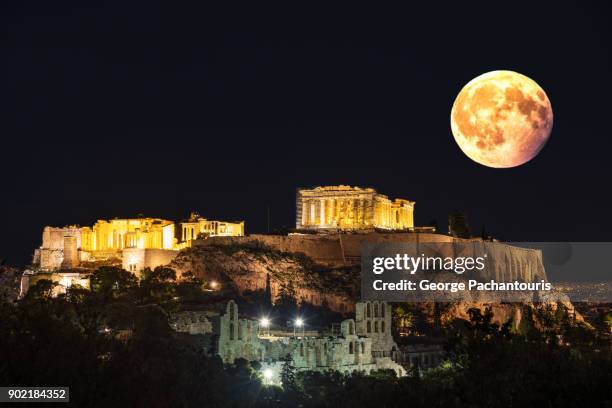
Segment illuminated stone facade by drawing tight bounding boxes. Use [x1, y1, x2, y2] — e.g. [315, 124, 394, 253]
[81, 218, 175, 252]
[180, 212, 244, 246]
[259, 302, 406, 383]
[296, 186, 414, 231]
[36, 226, 83, 271]
[213, 301, 265, 364]
[122, 248, 179, 274]
[36, 218, 176, 271]
[20, 271, 90, 298]
[35, 214, 244, 272]
[355, 301, 398, 357]
[204, 301, 405, 379]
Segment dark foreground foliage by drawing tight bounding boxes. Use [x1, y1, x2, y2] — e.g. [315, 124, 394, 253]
[1, 267, 610, 407]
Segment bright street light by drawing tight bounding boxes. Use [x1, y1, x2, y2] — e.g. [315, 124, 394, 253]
[294, 317, 304, 337]
[262, 368, 274, 383]
[259, 317, 271, 336]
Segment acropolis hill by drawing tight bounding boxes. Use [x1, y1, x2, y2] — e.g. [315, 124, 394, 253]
[33, 185, 422, 274]
[25, 185, 558, 316]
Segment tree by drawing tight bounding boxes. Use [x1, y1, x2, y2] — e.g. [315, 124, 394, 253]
[393, 305, 414, 336]
[140, 267, 153, 281]
[428, 219, 440, 232]
[139, 267, 178, 310]
[480, 224, 492, 240]
[516, 306, 539, 340]
[448, 211, 470, 238]
[90, 266, 137, 299]
[466, 307, 499, 339]
[145, 266, 177, 283]
[23, 279, 57, 301]
[180, 271, 200, 284]
[275, 280, 298, 321]
[280, 353, 298, 392]
[264, 273, 273, 308]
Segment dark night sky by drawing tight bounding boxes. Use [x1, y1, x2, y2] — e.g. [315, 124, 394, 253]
[1, 1, 611, 265]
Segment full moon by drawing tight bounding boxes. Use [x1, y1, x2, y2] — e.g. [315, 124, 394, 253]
[450, 70, 553, 168]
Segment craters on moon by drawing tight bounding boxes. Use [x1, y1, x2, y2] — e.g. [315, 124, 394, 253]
[451, 71, 553, 168]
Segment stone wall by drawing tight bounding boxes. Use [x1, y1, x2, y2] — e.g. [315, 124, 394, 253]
[262, 317, 405, 381]
[169, 311, 214, 335]
[122, 248, 179, 276]
[62, 236, 79, 268]
[195, 232, 547, 282]
[212, 301, 266, 364]
[195, 233, 457, 266]
[355, 301, 397, 355]
[289, 320, 375, 370]
[39, 226, 83, 270]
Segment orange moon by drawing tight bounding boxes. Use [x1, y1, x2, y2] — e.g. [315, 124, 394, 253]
[450, 70, 553, 168]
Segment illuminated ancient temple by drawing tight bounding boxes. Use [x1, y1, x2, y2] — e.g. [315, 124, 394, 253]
[295, 186, 414, 231]
[35, 217, 177, 271]
[180, 212, 244, 246]
[35, 214, 244, 272]
[81, 218, 176, 252]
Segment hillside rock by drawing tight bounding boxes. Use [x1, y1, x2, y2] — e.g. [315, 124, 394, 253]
[169, 243, 358, 313]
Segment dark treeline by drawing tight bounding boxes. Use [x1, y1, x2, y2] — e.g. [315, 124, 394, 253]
[0, 266, 610, 407]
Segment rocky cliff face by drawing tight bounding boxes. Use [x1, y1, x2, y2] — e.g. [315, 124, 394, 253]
[196, 233, 548, 283]
[168, 239, 577, 324]
[169, 243, 359, 313]
[438, 299, 580, 329]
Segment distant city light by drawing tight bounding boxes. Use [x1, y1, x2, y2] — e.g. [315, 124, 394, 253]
[260, 317, 270, 328]
[210, 281, 218, 289]
[295, 318, 303, 327]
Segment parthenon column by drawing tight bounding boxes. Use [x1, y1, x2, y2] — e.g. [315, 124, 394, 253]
[329, 198, 335, 226]
[320, 199, 325, 226]
[310, 200, 316, 225]
[359, 198, 366, 225]
[302, 201, 308, 226]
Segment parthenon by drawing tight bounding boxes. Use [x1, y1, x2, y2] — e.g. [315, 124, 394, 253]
[296, 186, 414, 231]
